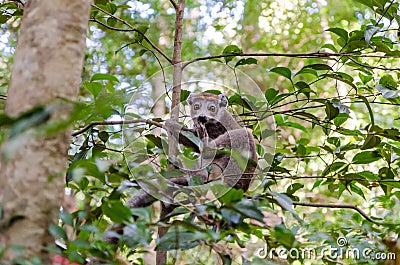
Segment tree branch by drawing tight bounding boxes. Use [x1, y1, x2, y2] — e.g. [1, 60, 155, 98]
[169, 0, 177, 9]
[158, 1, 185, 264]
[266, 173, 400, 183]
[182, 52, 400, 69]
[292, 201, 384, 224]
[89, 18, 134, 32]
[91, 4, 172, 64]
[347, 55, 400, 71]
[71, 119, 163, 137]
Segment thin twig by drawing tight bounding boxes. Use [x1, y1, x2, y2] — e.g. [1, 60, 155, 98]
[182, 52, 400, 69]
[169, 0, 177, 9]
[90, 18, 134, 32]
[91, 4, 172, 64]
[375, 0, 396, 25]
[292, 201, 383, 224]
[348, 56, 400, 71]
[266, 173, 400, 183]
[71, 119, 163, 137]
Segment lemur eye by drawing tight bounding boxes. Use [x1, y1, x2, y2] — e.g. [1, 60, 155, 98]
[209, 105, 216, 112]
[193, 104, 200, 110]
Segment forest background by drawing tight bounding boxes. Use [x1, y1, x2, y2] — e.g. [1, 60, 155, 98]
[0, 0, 400, 264]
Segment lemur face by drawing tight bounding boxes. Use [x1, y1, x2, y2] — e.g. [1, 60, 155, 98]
[187, 93, 228, 124]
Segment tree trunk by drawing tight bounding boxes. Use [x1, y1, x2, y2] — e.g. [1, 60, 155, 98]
[0, 0, 90, 263]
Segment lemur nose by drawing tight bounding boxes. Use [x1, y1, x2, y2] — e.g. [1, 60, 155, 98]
[198, 115, 208, 123]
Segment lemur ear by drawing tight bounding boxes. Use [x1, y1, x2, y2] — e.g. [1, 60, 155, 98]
[218, 94, 228, 108]
[187, 93, 195, 105]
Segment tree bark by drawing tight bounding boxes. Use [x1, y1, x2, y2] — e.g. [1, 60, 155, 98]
[158, 1, 185, 264]
[0, 0, 90, 263]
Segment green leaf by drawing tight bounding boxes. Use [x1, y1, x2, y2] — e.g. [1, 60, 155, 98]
[101, 200, 132, 223]
[359, 73, 373, 84]
[160, 168, 185, 179]
[321, 43, 338, 52]
[322, 161, 348, 175]
[274, 114, 285, 126]
[218, 254, 232, 265]
[327, 137, 341, 147]
[294, 67, 318, 77]
[107, 17, 117, 27]
[157, 231, 201, 251]
[108, 3, 117, 14]
[0, 15, 11, 24]
[333, 113, 349, 127]
[180, 89, 191, 102]
[67, 251, 85, 264]
[181, 131, 203, 149]
[350, 183, 365, 199]
[83, 81, 102, 97]
[269, 191, 295, 213]
[361, 135, 381, 150]
[228, 94, 253, 110]
[98, 131, 109, 143]
[358, 95, 374, 127]
[9, 107, 51, 138]
[324, 73, 357, 91]
[145, 134, 162, 148]
[66, 149, 89, 182]
[379, 75, 397, 89]
[222, 45, 242, 63]
[222, 44, 242, 54]
[264, 88, 279, 104]
[379, 167, 394, 180]
[378, 167, 395, 195]
[48, 225, 67, 240]
[285, 121, 307, 132]
[352, 151, 382, 164]
[203, 89, 222, 95]
[269, 67, 292, 81]
[336, 71, 354, 82]
[60, 211, 74, 227]
[303, 63, 333, 71]
[292, 111, 319, 123]
[138, 49, 148, 56]
[326, 27, 349, 42]
[232, 199, 264, 222]
[273, 224, 296, 248]
[219, 189, 244, 204]
[235, 57, 257, 67]
[382, 181, 400, 189]
[209, 58, 223, 63]
[90, 73, 119, 83]
[353, 0, 373, 9]
[325, 102, 339, 121]
[295, 81, 313, 98]
[0, 114, 15, 127]
[358, 171, 379, 180]
[221, 208, 242, 225]
[287, 183, 304, 195]
[92, 145, 106, 158]
[134, 25, 149, 43]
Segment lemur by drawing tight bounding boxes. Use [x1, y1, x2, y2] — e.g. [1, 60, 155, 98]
[107, 92, 258, 244]
[127, 92, 257, 209]
[164, 92, 258, 192]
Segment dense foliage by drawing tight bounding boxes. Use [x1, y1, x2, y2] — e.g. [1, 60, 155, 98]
[1, 0, 400, 264]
